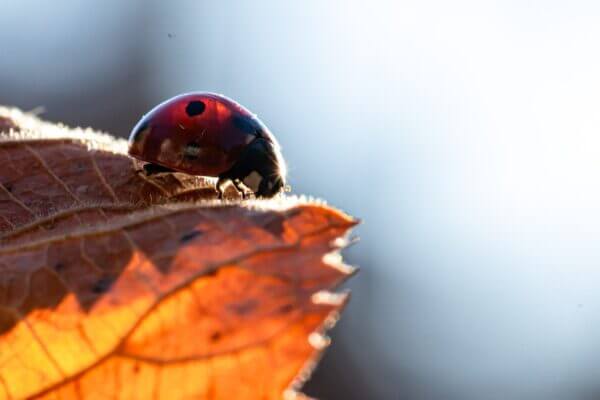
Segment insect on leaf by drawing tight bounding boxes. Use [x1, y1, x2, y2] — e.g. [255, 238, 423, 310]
[0, 108, 357, 400]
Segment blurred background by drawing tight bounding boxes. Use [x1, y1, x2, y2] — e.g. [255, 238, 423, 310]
[3, 1, 600, 398]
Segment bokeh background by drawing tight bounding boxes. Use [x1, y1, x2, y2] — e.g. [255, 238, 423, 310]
[3, 1, 600, 399]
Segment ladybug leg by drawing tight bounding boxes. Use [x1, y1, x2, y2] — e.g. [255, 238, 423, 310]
[232, 179, 250, 200]
[215, 177, 227, 199]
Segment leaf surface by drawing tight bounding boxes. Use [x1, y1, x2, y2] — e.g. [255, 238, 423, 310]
[0, 108, 357, 400]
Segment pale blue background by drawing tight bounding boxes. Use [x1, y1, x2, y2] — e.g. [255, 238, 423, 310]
[2, 1, 600, 399]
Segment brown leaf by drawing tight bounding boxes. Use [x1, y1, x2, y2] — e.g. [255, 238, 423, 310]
[0, 107, 357, 400]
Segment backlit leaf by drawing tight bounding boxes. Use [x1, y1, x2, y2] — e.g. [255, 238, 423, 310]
[0, 107, 357, 400]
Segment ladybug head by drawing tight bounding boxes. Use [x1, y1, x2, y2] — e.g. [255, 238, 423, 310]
[224, 137, 287, 199]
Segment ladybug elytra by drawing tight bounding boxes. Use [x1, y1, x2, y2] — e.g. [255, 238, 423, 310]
[128, 92, 287, 198]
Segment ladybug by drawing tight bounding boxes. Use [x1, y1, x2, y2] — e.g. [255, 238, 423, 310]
[128, 92, 287, 198]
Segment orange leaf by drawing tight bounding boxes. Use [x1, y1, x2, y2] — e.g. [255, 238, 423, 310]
[0, 108, 357, 400]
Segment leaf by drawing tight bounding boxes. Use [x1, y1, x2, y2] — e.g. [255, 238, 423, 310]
[0, 107, 357, 400]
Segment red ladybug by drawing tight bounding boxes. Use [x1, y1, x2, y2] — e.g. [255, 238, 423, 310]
[128, 92, 287, 198]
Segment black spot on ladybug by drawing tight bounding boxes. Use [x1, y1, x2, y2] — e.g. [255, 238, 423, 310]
[53, 262, 65, 272]
[232, 115, 259, 134]
[210, 331, 222, 342]
[3, 183, 12, 192]
[180, 229, 203, 243]
[185, 101, 206, 117]
[92, 277, 114, 294]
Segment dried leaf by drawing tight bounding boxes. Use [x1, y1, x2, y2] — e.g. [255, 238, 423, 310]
[0, 107, 357, 400]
